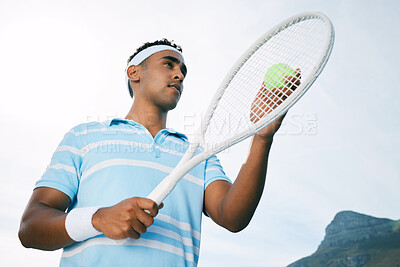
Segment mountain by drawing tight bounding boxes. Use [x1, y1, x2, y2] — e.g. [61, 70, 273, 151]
[288, 211, 400, 267]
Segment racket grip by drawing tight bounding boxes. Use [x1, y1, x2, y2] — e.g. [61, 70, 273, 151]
[147, 176, 176, 205]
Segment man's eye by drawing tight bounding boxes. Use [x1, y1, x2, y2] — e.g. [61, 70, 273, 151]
[164, 62, 173, 68]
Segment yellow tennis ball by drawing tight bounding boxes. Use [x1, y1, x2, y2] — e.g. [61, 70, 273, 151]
[264, 63, 296, 90]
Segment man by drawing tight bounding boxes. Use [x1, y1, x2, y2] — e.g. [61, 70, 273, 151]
[19, 39, 296, 266]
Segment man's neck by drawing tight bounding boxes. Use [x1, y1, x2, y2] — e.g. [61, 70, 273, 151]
[125, 101, 168, 137]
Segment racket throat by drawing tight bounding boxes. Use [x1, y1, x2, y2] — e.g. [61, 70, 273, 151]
[147, 142, 200, 205]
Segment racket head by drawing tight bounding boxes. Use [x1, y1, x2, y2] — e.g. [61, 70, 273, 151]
[197, 12, 335, 153]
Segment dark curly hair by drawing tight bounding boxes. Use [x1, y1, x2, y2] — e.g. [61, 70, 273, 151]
[126, 39, 183, 97]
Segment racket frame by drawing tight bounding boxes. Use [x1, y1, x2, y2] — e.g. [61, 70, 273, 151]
[148, 11, 335, 205]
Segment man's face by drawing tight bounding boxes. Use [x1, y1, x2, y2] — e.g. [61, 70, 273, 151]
[136, 50, 187, 112]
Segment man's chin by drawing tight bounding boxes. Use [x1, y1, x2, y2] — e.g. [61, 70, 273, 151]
[160, 99, 179, 112]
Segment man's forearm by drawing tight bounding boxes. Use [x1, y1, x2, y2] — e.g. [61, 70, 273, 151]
[213, 135, 273, 232]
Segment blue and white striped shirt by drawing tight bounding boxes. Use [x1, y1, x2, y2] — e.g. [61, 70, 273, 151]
[35, 118, 230, 266]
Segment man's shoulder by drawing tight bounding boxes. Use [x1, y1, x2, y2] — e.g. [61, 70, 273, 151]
[67, 120, 110, 136]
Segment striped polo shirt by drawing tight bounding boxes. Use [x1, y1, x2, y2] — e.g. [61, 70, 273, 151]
[35, 118, 231, 266]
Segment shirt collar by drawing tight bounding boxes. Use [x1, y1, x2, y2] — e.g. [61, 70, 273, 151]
[109, 118, 188, 141]
[109, 117, 136, 127]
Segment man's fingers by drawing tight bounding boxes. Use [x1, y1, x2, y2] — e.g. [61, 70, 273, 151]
[124, 225, 141, 239]
[129, 213, 150, 234]
[283, 76, 300, 88]
[295, 68, 301, 77]
[135, 198, 160, 216]
[283, 69, 301, 90]
[135, 208, 155, 228]
[271, 86, 292, 100]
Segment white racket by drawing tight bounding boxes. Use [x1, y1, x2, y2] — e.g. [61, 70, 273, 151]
[147, 11, 335, 205]
[116, 11, 334, 245]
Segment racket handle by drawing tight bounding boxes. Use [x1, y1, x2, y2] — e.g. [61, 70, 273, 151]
[147, 176, 176, 205]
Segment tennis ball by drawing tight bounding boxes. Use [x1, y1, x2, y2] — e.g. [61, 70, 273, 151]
[264, 63, 296, 90]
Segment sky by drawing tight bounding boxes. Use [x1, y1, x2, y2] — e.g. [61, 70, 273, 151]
[0, 0, 399, 266]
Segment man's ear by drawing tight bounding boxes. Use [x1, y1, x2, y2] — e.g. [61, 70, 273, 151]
[127, 65, 140, 82]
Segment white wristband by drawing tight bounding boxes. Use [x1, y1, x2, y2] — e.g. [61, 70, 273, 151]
[65, 206, 102, 242]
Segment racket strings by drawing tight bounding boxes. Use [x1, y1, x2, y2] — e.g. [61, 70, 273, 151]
[249, 81, 296, 123]
[202, 17, 331, 147]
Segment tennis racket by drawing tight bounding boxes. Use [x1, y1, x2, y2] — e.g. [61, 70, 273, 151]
[116, 11, 334, 245]
[147, 11, 335, 205]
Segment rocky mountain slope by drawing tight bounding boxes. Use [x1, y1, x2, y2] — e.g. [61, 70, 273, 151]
[288, 211, 400, 267]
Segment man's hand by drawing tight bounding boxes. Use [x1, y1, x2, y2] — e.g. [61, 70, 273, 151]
[92, 197, 163, 240]
[250, 69, 301, 140]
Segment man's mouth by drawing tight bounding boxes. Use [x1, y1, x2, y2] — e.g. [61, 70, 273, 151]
[168, 83, 181, 94]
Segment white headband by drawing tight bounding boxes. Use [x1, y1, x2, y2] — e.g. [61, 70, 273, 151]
[125, 45, 185, 96]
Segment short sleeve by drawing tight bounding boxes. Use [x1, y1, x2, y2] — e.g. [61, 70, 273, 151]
[35, 128, 82, 201]
[204, 155, 231, 189]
